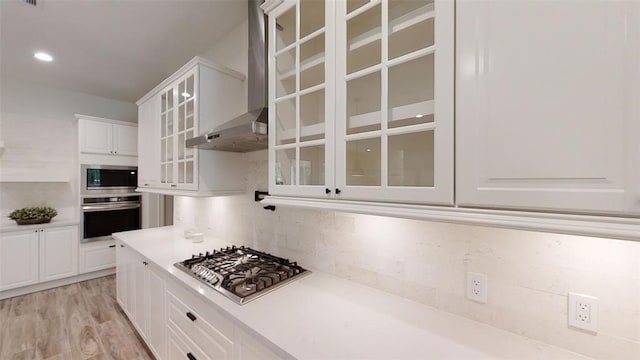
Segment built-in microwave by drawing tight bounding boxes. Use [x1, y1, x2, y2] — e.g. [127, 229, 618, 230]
[81, 164, 137, 196]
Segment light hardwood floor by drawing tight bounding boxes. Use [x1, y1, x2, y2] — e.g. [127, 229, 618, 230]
[0, 275, 154, 360]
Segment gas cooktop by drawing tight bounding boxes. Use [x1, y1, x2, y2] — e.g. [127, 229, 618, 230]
[174, 246, 309, 304]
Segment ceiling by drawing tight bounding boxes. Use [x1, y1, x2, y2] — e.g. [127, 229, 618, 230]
[0, 0, 247, 103]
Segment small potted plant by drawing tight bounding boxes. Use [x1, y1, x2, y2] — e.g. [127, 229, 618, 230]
[8, 206, 58, 225]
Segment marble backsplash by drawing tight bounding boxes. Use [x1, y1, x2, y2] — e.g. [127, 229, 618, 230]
[174, 150, 640, 359]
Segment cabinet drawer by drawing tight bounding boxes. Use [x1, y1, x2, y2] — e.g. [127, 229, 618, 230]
[79, 241, 116, 273]
[167, 290, 234, 359]
[167, 325, 211, 360]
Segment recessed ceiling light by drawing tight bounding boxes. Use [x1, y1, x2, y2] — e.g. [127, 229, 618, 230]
[415, 114, 423, 118]
[34, 52, 53, 62]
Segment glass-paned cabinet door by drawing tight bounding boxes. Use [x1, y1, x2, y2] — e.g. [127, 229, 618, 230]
[175, 71, 197, 189]
[160, 86, 175, 186]
[335, 0, 454, 204]
[269, 0, 335, 197]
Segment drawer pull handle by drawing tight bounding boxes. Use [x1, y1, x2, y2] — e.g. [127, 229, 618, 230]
[186, 312, 197, 321]
[109, 244, 116, 248]
[187, 353, 197, 360]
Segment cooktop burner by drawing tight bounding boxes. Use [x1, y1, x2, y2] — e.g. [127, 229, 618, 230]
[174, 246, 309, 304]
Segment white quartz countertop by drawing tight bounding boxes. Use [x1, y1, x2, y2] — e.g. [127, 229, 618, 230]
[0, 218, 80, 233]
[114, 226, 590, 360]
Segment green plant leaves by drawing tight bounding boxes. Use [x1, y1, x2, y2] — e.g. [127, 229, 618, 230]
[8, 206, 58, 220]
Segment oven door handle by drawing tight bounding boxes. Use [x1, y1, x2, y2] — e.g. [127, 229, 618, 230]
[82, 203, 141, 212]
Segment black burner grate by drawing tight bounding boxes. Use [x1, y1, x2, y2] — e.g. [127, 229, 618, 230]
[174, 246, 308, 304]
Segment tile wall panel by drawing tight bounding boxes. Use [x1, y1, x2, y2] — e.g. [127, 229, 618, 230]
[174, 150, 640, 359]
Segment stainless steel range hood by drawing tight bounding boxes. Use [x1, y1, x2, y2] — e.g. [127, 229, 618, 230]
[186, 0, 268, 152]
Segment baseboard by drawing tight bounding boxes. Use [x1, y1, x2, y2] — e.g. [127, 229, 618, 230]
[0, 267, 115, 300]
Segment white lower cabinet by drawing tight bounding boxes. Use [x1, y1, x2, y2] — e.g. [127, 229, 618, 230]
[115, 240, 165, 360]
[115, 243, 128, 314]
[146, 264, 166, 359]
[0, 230, 39, 291]
[164, 277, 284, 360]
[115, 242, 285, 360]
[0, 225, 78, 291]
[168, 326, 209, 360]
[166, 285, 234, 360]
[79, 240, 116, 274]
[39, 226, 79, 282]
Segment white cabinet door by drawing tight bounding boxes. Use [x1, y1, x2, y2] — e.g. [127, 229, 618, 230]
[166, 288, 234, 360]
[79, 119, 113, 154]
[116, 242, 139, 323]
[138, 97, 161, 187]
[116, 242, 127, 309]
[79, 240, 116, 274]
[124, 245, 137, 320]
[167, 326, 209, 360]
[115, 245, 165, 358]
[113, 124, 138, 156]
[146, 263, 166, 359]
[134, 255, 147, 336]
[456, 0, 640, 214]
[39, 226, 78, 282]
[159, 70, 199, 191]
[0, 230, 39, 291]
[334, 0, 455, 204]
[268, 0, 335, 198]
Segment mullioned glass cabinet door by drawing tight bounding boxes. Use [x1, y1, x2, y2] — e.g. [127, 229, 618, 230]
[268, 0, 336, 197]
[335, 0, 454, 205]
[159, 69, 198, 190]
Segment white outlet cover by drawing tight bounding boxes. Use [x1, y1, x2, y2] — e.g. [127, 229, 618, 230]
[568, 292, 598, 333]
[466, 272, 488, 303]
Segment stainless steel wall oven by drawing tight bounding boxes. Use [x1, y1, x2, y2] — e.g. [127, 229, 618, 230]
[82, 195, 141, 242]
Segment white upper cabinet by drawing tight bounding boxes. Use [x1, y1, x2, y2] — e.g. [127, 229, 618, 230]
[136, 57, 248, 196]
[79, 117, 138, 156]
[79, 119, 112, 155]
[137, 96, 161, 187]
[456, 0, 640, 215]
[113, 124, 138, 156]
[266, 0, 454, 205]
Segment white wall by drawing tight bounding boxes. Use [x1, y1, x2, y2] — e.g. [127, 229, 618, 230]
[201, 19, 249, 115]
[174, 19, 640, 359]
[0, 76, 137, 225]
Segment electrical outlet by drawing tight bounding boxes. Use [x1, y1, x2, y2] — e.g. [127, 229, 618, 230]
[466, 272, 487, 303]
[568, 292, 598, 333]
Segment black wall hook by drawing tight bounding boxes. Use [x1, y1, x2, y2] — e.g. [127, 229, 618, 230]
[254, 190, 269, 202]
[254, 190, 276, 211]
